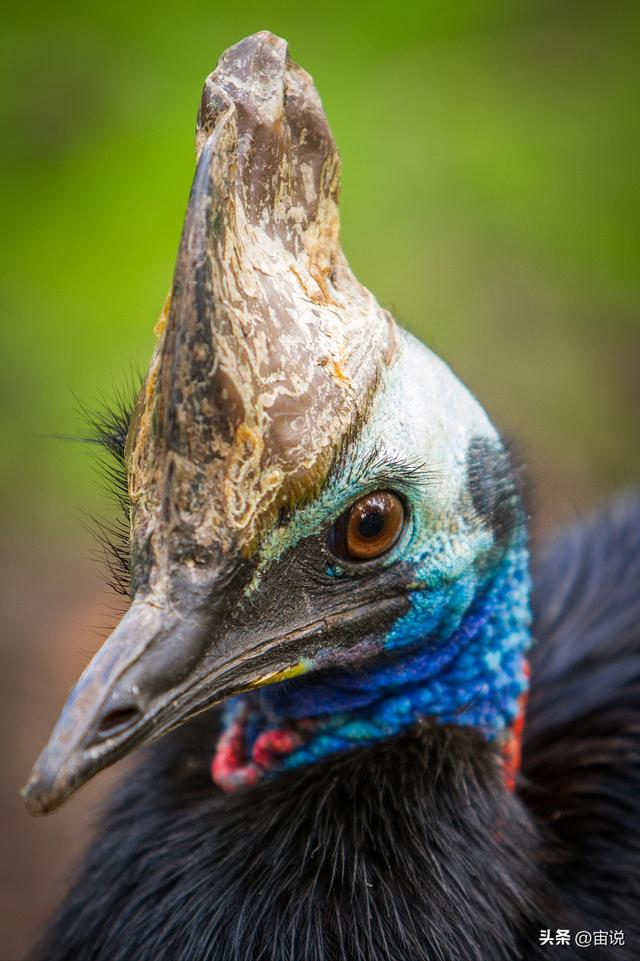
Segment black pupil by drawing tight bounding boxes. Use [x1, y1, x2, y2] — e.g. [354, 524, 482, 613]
[358, 510, 384, 539]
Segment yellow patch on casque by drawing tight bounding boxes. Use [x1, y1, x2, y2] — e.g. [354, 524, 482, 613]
[246, 660, 309, 689]
[153, 290, 172, 337]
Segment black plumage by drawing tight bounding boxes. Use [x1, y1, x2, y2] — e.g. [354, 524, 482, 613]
[36, 497, 640, 960]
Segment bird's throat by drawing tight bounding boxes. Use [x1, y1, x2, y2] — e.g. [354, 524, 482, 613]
[212, 542, 531, 791]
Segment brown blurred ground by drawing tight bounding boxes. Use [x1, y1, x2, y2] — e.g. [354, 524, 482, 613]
[0, 539, 135, 960]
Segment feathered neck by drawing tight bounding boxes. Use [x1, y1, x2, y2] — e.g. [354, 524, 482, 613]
[212, 538, 532, 791]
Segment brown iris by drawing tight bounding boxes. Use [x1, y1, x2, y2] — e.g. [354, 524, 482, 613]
[332, 491, 405, 561]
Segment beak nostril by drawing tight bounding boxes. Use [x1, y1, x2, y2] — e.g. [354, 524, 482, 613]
[97, 707, 141, 736]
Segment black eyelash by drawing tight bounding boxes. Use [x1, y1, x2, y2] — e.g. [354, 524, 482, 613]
[327, 435, 435, 497]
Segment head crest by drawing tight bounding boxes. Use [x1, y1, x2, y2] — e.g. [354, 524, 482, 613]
[127, 31, 398, 581]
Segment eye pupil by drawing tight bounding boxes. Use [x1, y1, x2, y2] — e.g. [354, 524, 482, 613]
[331, 490, 405, 562]
[358, 511, 384, 539]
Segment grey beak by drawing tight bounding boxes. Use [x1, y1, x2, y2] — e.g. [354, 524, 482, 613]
[22, 597, 210, 815]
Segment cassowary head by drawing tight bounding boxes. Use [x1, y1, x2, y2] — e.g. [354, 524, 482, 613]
[24, 31, 528, 815]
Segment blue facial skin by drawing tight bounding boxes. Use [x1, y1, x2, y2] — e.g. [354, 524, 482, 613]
[216, 330, 532, 781]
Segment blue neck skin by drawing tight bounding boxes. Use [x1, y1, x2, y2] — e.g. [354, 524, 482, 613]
[213, 534, 532, 789]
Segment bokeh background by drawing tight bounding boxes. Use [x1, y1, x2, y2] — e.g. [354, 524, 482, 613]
[1, 0, 638, 956]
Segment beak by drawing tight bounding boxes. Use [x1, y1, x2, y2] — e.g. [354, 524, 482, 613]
[22, 581, 345, 816]
[23, 568, 410, 815]
[22, 596, 214, 815]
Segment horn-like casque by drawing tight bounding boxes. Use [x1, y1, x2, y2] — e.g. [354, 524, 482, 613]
[127, 31, 398, 588]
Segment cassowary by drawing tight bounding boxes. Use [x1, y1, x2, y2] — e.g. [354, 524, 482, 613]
[24, 32, 640, 961]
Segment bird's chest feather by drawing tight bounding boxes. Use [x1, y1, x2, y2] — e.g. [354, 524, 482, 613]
[39, 716, 557, 961]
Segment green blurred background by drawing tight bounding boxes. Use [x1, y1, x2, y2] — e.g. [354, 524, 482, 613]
[1, 0, 638, 956]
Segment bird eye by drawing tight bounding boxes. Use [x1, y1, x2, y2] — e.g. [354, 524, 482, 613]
[331, 491, 405, 561]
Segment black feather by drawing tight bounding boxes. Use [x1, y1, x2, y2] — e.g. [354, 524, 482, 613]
[521, 495, 640, 950]
[78, 373, 140, 519]
[75, 375, 140, 597]
[37, 722, 548, 961]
